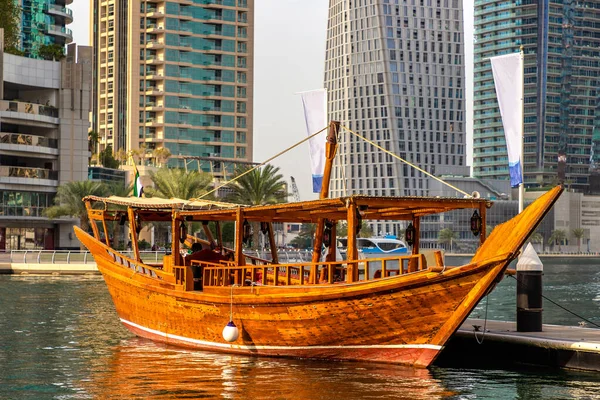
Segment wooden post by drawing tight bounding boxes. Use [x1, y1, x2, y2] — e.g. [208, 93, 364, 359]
[346, 201, 358, 283]
[171, 213, 181, 266]
[235, 208, 245, 266]
[215, 221, 223, 250]
[309, 121, 340, 283]
[479, 204, 487, 245]
[412, 216, 420, 254]
[202, 221, 216, 248]
[86, 202, 100, 239]
[128, 207, 141, 262]
[267, 223, 278, 264]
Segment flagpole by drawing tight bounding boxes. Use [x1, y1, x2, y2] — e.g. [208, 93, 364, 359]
[519, 47, 524, 214]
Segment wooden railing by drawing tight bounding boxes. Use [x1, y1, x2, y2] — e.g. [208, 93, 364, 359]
[199, 253, 433, 288]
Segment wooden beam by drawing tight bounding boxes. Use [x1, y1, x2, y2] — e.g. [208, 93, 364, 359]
[267, 223, 278, 264]
[346, 201, 358, 283]
[235, 209, 245, 266]
[128, 207, 141, 262]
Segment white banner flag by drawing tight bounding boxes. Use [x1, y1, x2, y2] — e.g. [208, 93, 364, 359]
[299, 89, 328, 193]
[490, 52, 523, 188]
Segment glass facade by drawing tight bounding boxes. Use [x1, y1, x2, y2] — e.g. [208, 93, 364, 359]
[473, 0, 600, 192]
[20, 0, 74, 58]
[93, 0, 253, 177]
[0, 191, 55, 217]
[324, 0, 469, 236]
[0, 227, 54, 251]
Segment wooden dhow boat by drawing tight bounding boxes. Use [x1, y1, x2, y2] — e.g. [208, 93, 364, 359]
[75, 122, 562, 367]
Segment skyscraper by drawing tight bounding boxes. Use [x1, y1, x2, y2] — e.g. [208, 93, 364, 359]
[473, 0, 600, 193]
[91, 0, 253, 175]
[20, 0, 74, 58]
[324, 0, 468, 236]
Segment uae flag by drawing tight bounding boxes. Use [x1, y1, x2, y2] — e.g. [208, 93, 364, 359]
[133, 164, 144, 197]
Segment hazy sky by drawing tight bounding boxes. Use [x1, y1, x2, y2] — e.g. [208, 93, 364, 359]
[68, 0, 474, 201]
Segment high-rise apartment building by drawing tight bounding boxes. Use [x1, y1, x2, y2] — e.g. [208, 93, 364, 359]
[91, 0, 253, 175]
[324, 0, 468, 236]
[20, 0, 74, 58]
[473, 0, 600, 193]
[0, 34, 92, 250]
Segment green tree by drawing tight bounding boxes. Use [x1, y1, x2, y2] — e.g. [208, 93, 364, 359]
[528, 231, 544, 252]
[336, 220, 373, 238]
[572, 228, 585, 252]
[226, 164, 288, 249]
[438, 228, 457, 253]
[144, 168, 212, 247]
[38, 43, 65, 61]
[290, 223, 316, 249]
[99, 145, 120, 169]
[44, 181, 108, 239]
[88, 130, 99, 155]
[153, 146, 171, 167]
[0, 0, 21, 53]
[145, 168, 213, 200]
[548, 229, 567, 252]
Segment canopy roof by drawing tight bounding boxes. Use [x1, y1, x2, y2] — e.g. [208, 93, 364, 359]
[177, 195, 492, 223]
[83, 195, 241, 210]
[84, 194, 491, 223]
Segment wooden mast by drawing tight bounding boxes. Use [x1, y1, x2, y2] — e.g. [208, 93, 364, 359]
[309, 121, 339, 283]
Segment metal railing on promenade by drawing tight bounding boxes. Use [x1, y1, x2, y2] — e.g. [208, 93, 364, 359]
[6, 249, 316, 265]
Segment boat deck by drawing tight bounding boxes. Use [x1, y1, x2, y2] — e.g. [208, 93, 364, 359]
[436, 318, 600, 371]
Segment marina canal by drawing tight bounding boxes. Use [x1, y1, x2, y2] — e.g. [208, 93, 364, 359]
[0, 257, 599, 399]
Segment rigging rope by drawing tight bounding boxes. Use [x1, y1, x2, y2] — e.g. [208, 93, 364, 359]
[340, 124, 473, 198]
[191, 125, 329, 202]
[474, 294, 489, 344]
[508, 275, 600, 328]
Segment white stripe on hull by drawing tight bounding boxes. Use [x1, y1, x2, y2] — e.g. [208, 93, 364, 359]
[120, 318, 443, 351]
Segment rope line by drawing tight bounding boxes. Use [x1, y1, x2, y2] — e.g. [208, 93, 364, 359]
[191, 125, 329, 201]
[474, 294, 489, 344]
[509, 275, 600, 328]
[340, 124, 472, 198]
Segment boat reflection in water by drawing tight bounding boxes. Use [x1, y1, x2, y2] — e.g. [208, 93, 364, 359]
[82, 338, 456, 400]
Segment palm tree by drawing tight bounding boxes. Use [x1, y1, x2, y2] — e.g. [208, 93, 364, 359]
[44, 181, 108, 235]
[572, 228, 585, 252]
[227, 164, 288, 248]
[153, 146, 172, 167]
[528, 232, 544, 252]
[438, 228, 457, 253]
[88, 130, 99, 155]
[144, 168, 214, 246]
[548, 229, 567, 252]
[145, 168, 213, 200]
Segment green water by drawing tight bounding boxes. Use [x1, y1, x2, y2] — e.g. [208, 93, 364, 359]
[0, 257, 599, 399]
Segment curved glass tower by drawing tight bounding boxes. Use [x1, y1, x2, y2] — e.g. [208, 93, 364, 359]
[473, 0, 600, 193]
[20, 0, 74, 58]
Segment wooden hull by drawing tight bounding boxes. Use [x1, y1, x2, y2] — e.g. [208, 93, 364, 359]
[76, 186, 563, 368]
[79, 230, 509, 368]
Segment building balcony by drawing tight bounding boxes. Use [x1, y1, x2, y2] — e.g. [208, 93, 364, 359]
[145, 9, 165, 18]
[143, 103, 164, 111]
[0, 100, 59, 124]
[145, 73, 165, 80]
[0, 133, 59, 155]
[0, 166, 58, 183]
[46, 24, 73, 43]
[145, 25, 165, 33]
[145, 56, 165, 65]
[45, 4, 74, 24]
[146, 40, 165, 49]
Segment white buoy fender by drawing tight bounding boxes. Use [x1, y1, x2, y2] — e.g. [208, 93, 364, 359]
[222, 321, 239, 342]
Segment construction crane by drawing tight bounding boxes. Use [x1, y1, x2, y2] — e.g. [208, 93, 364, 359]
[290, 176, 301, 202]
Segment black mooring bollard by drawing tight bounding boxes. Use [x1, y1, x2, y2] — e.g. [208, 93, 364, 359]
[516, 244, 543, 332]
